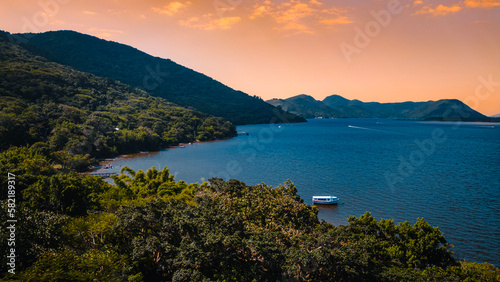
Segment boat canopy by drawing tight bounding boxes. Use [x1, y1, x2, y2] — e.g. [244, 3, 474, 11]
[312, 196, 337, 200]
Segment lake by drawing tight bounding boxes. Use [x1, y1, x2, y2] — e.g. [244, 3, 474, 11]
[99, 119, 500, 266]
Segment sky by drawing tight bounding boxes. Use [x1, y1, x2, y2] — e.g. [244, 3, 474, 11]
[1, 0, 499, 116]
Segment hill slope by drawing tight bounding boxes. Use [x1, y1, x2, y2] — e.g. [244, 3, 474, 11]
[0, 31, 236, 170]
[14, 30, 305, 125]
[267, 94, 486, 119]
[267, 94, 343, 118]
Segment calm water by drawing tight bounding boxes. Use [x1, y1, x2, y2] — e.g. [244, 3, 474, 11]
[101, 119, 500, 266]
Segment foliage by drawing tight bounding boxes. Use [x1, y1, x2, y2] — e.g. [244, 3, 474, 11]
[21, 173, 107, 216]
[103, 166, 196, 210]
[17, 248, 130, 281]
[0, 203, 70, 274]
[0, 145, 56, 201]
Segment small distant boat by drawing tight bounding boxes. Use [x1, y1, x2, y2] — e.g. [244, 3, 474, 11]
[179, 145, 185, 148]
[312, 196, 339, 205]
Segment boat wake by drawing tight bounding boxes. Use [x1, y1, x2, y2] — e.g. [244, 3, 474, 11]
[348, 125, 384, 132]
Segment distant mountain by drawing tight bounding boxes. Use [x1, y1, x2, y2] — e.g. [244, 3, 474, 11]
[13, 30, 305, 125]
[491, 113, 500, 118]
[267, 94, 486, 120]
[267, 94, 343, 118]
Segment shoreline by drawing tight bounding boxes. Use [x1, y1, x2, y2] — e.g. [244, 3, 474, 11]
[88, 136, 240, 175]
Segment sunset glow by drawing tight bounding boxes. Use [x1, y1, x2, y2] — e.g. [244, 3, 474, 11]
[1, 0, 499, 115]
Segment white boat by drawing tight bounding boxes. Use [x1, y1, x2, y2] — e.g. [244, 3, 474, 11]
[312, 196, 339, 205]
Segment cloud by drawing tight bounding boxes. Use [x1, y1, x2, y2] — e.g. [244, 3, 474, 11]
[83, 11, 96, 15]
[413, 0, 499, 15]
[319, 6, 351, 25]
[283, 22, 313, 33]
[275, 1, 315, 24]
[249, 0, 316, 33]
[179, 15, 241, 30]
[415, 4, 462, 15]
[309, 0, 323, 6]
[152, 1, 191, 16]
[250, 1, 273, 19]
[212, 16, 241, 29]
[88, 28, 124, 39]
[249, 0, 350, 33]
[320, 16, 353, 25]
[464, 0, 500, 8]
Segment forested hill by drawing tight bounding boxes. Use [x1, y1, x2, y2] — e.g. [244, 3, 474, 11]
[0, 31, 236, 171]
[12, 30, 305, 125]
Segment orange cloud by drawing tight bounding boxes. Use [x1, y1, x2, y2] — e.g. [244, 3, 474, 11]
[83, 11, 97, 15]
[320, 16, 352, 25]
[464, 0, 500, 8]
[283, 22, 313, 34]
[415, 4, 462, 15]
[250, 1, 272, 19]
[249, 0, 317, 33]
[152, 1, 191, 16]
[309, 0, 323, 6]
[275, 1, 315, 24]
[88, 28, 124, 39]
[179, 15, 241, 30]
[212, 16, 241, 29]
[249, 0, 350, 33]
[413, 0, 423, 5]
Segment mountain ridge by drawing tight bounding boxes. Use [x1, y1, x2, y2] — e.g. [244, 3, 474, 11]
[267, 94, 487, 120]
[13, 30, 305, 125]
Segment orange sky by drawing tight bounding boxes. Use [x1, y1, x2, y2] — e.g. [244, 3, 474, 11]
[1, 0, 499, 115]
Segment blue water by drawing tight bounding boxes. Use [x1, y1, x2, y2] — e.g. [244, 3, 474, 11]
[102, 119, 500, 266]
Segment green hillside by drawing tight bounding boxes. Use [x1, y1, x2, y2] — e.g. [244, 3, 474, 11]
[15, 30, 305, 125]
[0, 31, 236, 170]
